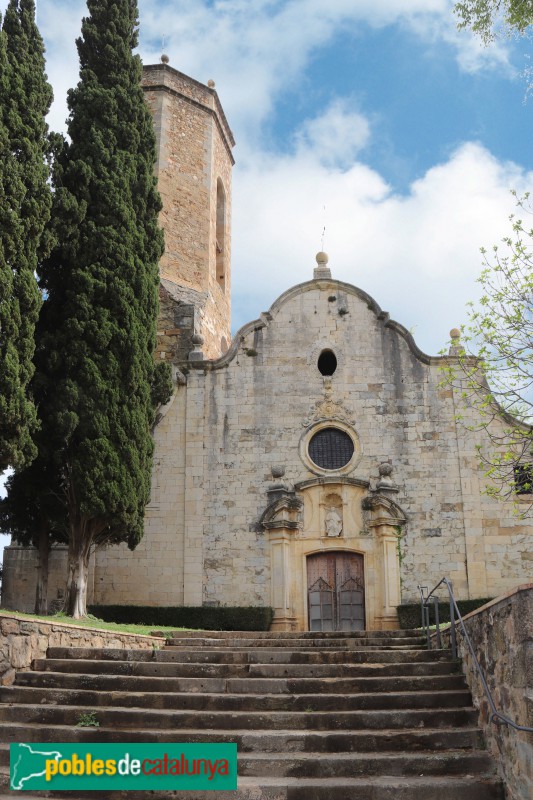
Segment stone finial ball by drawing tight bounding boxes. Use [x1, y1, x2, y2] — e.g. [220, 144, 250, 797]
[207, 79, 216, 88]
[316, 251, 329, 265]
[191, 333, 204, 346]
[450, 328, 461, 340]
[378, 462, 393, 477]
[161, 54, 169, 64]
[271, 465, 286, 479]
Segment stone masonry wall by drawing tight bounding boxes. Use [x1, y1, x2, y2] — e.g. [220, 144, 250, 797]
[91, 277, 533, 616]
[186, 279, 531, 608]
[5, 275, 532, 619]
[93, 386, 187, 607]
[155, 283, 195, 363]
[142, 63, 233, 359]
[434, 586, 533, 800]
[0, 613, 163, 686]
[1, 546, 95, 615]
[195, 281, 465, 607]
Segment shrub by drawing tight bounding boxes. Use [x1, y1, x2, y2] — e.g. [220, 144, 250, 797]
[397, 598, 493, 629]
[88, 605, 274, 631]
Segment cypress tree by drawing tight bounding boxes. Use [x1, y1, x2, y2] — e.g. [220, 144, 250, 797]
[0, 0, 52, 471]
[36, 0, 167, 617]
[0, 461, 66, 614]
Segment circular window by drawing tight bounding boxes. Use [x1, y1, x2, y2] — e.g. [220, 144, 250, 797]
[308, 427, 354, 471]
[318, 349, 337, 376]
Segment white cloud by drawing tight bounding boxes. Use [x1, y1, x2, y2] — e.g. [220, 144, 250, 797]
[137, 0, 513, 136]
[409, 11, 512, 74]
[1, 0, 527, 356]
[231, 138, 532, 355]
[294, 99, 371, 168]
[0, 1, 515, 139]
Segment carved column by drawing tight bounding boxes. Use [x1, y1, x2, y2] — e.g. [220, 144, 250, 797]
[268, 530, 293, 629]
[260, 473, 303, 631]
[374, 526, 402, 629]
[362, 464, 406, 630]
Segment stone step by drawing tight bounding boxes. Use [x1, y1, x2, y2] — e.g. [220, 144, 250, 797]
[159, 629, 424, 639]
[165, 637, 425, 648]
[0, 772, 504, 799]
[0, 685, 472, 712]
[0, 703, 478, 730]
[32, 652, 453, 678]
[0, 627, 501, 798]
[0, 745, 494, 778]
[161, 646, 446, 663]
[0, 721, 487, 751]
[46, 645, 453, 665]
[14, 669, 467, 695]
[47, 645, 432, 663]
[238, 749, 496, 778]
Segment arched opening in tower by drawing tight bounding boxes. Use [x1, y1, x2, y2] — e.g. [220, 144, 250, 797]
[216, 179, 226, 292]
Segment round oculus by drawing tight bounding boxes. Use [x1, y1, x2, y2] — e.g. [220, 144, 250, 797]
[308, 427, 355, 471]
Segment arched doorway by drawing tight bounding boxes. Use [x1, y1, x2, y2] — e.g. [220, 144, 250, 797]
[307, 551, 365, 631]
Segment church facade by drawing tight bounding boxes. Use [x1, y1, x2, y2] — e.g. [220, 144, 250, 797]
[2, 62, 532, 630]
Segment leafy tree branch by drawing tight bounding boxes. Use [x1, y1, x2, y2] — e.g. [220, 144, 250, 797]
[441, 194, 533, 511]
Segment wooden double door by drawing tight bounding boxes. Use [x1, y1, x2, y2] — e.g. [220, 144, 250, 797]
[307, 552, 365, 631]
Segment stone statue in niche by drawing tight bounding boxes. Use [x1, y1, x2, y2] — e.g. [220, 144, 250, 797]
[325, 507, 343, 537]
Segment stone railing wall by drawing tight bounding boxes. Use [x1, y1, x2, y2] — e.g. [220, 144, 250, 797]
[431, 584, 533, 800]
[0, 614, 164, 686]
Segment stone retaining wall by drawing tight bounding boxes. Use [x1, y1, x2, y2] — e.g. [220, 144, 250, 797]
[432, 584, 533, 800]
[0, 613, 164, 686]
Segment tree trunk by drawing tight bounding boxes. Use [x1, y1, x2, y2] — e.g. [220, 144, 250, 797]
[64, 548, 90, 618]
[64, 518, 93, 619]
[34, 523, 50, 615]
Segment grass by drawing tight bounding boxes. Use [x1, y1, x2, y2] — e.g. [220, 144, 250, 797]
[0, 608, 187, 637]
[416, 623, 451, 631]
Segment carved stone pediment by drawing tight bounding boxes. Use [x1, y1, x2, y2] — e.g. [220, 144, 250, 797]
[362, 494, 407, 529]
[260, 493, 303, 532]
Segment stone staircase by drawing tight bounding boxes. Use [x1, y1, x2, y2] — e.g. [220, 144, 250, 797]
[0, 629, 504, 798]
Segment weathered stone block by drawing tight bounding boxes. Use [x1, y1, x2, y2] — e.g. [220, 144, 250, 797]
[9, 636, 32, 669]
[1, 619, 20, 636]
[1, 668, 16, 686]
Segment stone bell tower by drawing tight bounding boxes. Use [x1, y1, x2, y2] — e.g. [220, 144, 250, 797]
[142, 59, 235, 361]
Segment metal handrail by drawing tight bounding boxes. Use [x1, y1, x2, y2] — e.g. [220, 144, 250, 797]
[417, 577, 533, 733]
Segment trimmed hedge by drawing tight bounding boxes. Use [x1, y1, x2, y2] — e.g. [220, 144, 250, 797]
[88, 605, 274, 631]
[397, 598, 493, 630]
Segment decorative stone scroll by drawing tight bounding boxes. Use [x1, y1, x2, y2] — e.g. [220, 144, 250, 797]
[303, 378, 356, 428]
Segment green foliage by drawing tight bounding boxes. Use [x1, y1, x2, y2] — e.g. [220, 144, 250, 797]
[29, 0, 164, 617]
[76, 711, 100, 728]
[89, 605, 275, 631]
[397, 598, 493, 629]
[454, 1, 533, 43]
[0, 462, 66, 545]
[440, 195, 533, 510]
[0, 0, 52, 471]
[151, 361, 173, 409]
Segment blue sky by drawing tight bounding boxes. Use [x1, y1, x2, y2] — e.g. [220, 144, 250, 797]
[271, 22, 532, 188]
[1, 0, 533, 535]
[1, 0, 531, 354]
